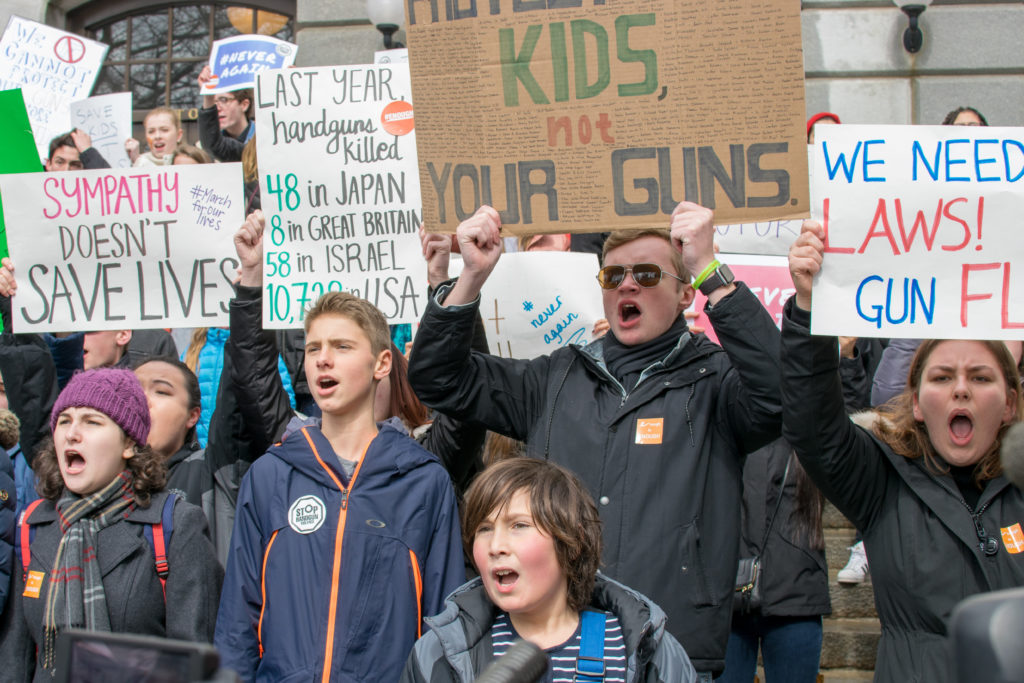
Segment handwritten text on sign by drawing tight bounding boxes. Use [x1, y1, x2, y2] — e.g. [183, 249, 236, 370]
[203, 35, 297, 95]
[450, 251, 604, 359]
[810, 124, 1023, 340]
[255, 64, 426, 328]
[0, 16, 108, 161]
[0, 164, 243, 332]
[70, 93, 133, 169]
[407, 0, 809, 234]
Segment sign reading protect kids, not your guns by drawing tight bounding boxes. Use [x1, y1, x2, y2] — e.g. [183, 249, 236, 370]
[0, 164, 243, 332]
[809, 124, 1023, 340]
[254, 64, 427, 329]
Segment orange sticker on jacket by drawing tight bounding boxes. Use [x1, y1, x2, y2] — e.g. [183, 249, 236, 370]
[635, 418, 664, 445]
[23, 571, 44, 598]
[1001, 524, 1024, 554]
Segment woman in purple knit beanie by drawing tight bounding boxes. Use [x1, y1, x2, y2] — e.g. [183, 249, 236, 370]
[0, 368, 222, 682]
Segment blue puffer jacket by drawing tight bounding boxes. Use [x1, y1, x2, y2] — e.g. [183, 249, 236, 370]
[0, 447, 16, 616]
[187, 328, 296, 447]
[215, 421, 464, 683]
[10, 444, 37, 523]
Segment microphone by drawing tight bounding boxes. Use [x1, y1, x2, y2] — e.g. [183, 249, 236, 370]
[476, 640, 548, 683]
[1001, 422, 1024, 490]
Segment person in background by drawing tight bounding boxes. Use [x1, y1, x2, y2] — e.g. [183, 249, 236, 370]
[45, 130, 110, 171]
[402, 457, 696, 682]
[942, 106, 988, 126]
[806, 112, 840, 144]
[0, 443, 13, 618]
[172, 143, 213, 165]
[126, 107, 184, 166]
[196, 65, 254, 162]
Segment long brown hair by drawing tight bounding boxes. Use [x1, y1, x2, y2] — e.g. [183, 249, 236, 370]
[34, 438, 168, 507]
[387, 344, 429, 429]
[875, 339, 1023, 486]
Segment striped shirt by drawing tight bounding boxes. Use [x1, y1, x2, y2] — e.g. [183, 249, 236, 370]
[490, 610, 627, 682]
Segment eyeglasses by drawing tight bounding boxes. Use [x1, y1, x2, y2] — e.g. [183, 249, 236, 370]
[214, 96, 237, 107]
[596, 263, 685, 290]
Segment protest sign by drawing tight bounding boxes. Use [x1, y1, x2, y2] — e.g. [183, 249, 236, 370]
[450, 251, 604, 359]
[406, 0, 808, 235]
[713, 220, 801, 257]
[0, 17, 108, 162]
[810, 124, 1024, 340]
[203, 35, 297, 95]
[0, 163, 243, 332]
[70, 92, 132, 169]
[0, 89, 44, 264]
[689, 255, 793, 344]
[254, 64, 427, 328]
[374, 48, 408, 64]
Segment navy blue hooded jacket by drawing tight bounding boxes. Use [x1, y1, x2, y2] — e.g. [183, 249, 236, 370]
[214, 422, 464, 682]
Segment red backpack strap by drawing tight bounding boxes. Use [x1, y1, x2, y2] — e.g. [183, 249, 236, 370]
[19, 499, 46, 580]
[148, 494, 176, 601]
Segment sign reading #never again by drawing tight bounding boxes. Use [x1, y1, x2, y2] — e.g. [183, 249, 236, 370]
[0, 164, 243, 332]
[810, 124, 1024, 340]
[406, 0, 809, 234]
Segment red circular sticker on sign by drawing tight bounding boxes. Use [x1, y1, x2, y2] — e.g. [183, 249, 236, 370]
[380, 100, 414, 136]
[54, 35, 86, 64]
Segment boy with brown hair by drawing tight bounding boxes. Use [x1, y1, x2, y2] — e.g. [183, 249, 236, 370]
[215, 214, 464, 682]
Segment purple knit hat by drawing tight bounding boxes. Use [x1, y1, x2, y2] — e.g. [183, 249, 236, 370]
[50, 368, 151, 445]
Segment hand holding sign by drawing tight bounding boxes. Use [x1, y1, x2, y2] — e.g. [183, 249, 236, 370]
[788, 220, 825, 312]
[420, 227, 452, 289]
[0, 258, 15, 297]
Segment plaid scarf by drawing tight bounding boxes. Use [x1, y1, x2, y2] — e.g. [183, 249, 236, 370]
[42, 471, 135, 670]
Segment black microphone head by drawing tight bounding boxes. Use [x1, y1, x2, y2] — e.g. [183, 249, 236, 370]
[476, 639, 548, 683]
[1001, 422, 1024, 490]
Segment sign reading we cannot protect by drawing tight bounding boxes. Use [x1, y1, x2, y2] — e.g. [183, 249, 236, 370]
[406, 0, 809, 234]
[810, 125, 1024, 340]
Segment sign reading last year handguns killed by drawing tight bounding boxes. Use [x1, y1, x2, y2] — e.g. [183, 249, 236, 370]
[254, 64, 427, 329]
[406, 0, 809, 234]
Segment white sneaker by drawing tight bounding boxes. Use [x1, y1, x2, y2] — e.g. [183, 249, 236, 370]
[837, 541, 869, 584]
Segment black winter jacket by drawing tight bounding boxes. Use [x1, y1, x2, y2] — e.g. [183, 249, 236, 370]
[408, 281, 783, 675]
[781, 300, 1024, 683]
[0, 297, 57, 463]
[737, 438, 830, 619]
[0, 447, 14, 616]
[197, 106, 250, 162]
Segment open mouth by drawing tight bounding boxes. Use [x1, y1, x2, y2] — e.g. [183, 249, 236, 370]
[949, 414, 974, 446]
[620, 303, 641, 324]
[493, 569, 519, 590]
[64, 450, 86, 475]
[317, 377, 339, 393]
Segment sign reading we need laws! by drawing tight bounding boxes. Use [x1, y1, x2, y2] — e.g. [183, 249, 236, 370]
[255, 64, 427, 329]
[0, 164, 243, 332]
[810, 125, 1024, 340]
[406, 0, 809, 235]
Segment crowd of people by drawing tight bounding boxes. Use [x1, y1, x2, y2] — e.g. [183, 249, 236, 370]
[0, 48, 1019, 683]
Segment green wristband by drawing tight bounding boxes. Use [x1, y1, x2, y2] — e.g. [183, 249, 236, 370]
[692, 259, 721, 289]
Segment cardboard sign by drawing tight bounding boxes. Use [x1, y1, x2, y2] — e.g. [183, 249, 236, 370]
[809, 124, 1024, 340]
[203, 35, 297, 95]
[254, 64, 427, 328]
[70, 93, 133, 169]
[406, 0, 808, 235]
[449, 251, 604, 359]
[0, 164, 244, 332]
[690, 254, 793, 344]
[0, 89, 44, 264]
[0, 17, 108, 162]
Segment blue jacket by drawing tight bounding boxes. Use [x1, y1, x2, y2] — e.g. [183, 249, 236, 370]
[215, 422, 464, 683]
[10, 444, 37, 523]
[0, 447, 15, 616]
[188, 328, 295, 448]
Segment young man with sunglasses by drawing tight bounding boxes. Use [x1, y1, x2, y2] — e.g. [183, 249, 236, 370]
[196, 64, 255, 162]
[408, 201, 782, 681]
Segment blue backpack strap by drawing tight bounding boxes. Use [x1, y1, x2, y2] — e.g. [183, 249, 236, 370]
[575, 610, 605, 682]
[142, 493, 176, 601]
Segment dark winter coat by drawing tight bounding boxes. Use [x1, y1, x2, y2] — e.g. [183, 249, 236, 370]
[164, 442, 237, 567]
[0, 491, 223, 682]
[737, 438, 830, 618]
[0, 447, 14, 616]
[407, 281, 783, 676]
[0, 297, 57, 463]
[214, 423, 465, 683]
[198, 106, 252, 162]
[401, 574, 698, 683]
[781, 300, 1024, 683]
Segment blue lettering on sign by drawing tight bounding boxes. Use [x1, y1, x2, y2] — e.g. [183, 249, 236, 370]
[543, 312, 580, 345]
[855, 275, 936, 328]
[528, 295, 564, 328]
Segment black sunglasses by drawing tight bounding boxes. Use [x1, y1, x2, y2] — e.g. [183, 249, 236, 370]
[596, 263, 685, 290]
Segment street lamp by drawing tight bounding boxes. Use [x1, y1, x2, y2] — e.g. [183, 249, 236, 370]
[367, 0, 405, 49]
[893, 0, 933, 54]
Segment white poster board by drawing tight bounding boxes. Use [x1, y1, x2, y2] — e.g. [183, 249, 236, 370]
[810, 124, 1024, 339]
[0, 16, 108, 162]
[70, 92, 132, 169]
[202, 35, 297, 95]
[450, 251, 604, 359]
[0, 164, 244, 331]
[255, 64, 427, 328]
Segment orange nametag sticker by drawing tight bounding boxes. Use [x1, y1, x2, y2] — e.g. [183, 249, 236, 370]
[1001, 523, 1024, 554]
[23, 571, 44, 598]
[635, 418, 664, 445]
